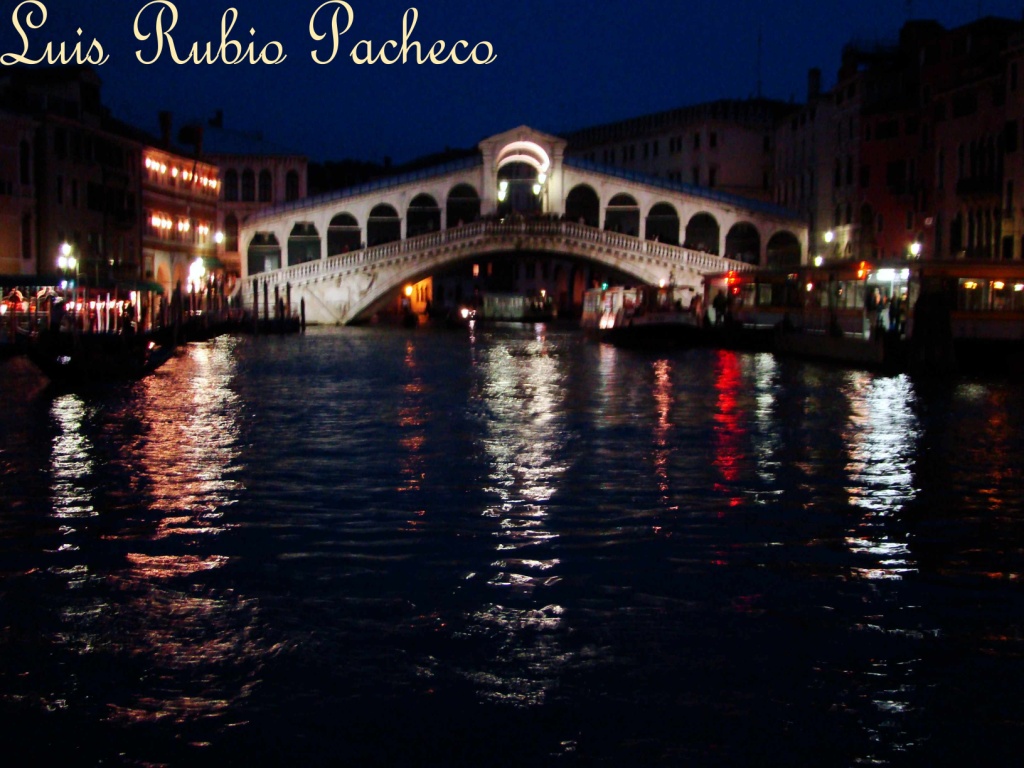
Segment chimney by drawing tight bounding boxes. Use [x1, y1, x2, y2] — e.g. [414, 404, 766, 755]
[158, 110, 172, 147]
[210, 109, 223, 128]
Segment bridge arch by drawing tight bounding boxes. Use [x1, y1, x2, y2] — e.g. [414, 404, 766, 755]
[407, 193, 441, 237]
[766, 230, 802, 266]
[684, 212, 720, 255]
[496, 140, 551, 174]
[368, 204, 401, 246]
[646, 202, 680, 245]
[328, 213, 361, 255]
[725, 222, 760, 265]
[566, 184, 600, 227]
[446, 184, 481, 228]
[247, 232, 281, 275]
[605, 193, 640, 236]
[288, 223, 320, 266]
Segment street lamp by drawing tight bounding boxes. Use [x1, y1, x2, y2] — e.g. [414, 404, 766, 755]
[57, 242, 77, 288]
[909, 241, 922, 258]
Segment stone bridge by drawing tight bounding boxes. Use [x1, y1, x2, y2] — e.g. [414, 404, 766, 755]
[239, 126, 807, 324]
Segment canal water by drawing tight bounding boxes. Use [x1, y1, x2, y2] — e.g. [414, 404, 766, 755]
[1, 323, 1022, 766]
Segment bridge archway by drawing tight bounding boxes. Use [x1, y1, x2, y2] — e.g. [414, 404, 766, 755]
[407, 194, 441, 237]
[368, 204, 401, 247]
[446, 184, 480, 228]
[288, 223, 321, 266]
[498, 162, 542, 217]
[247, 232, 281, 275]
[646, 202, 680, 245]
[685, 212, 720, 254]
[566, 184, 600, 227]
[766, 231, 802, 266]
[725, 222, 760, 265]
[328, 213, 361, 255]
[605, 193, 640, 236]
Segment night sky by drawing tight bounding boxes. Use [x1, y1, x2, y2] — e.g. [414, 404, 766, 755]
[2, 0, 1022, 162]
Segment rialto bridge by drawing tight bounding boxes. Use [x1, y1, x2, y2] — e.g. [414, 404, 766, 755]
[239, 126, 808, 324]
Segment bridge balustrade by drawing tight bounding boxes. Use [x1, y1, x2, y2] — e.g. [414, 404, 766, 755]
[240, 219, 751, 323]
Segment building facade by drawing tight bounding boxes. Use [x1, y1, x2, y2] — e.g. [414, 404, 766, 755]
[563, 99, 794, 203]
[0, 109, 36, 277]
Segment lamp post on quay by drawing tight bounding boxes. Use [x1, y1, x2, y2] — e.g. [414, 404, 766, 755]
[57, 242, 77, 290]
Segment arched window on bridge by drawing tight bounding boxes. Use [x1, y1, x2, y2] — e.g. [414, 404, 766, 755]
[367, 204, 401, 247]
[725, 222, 761, 265]
[258, 170, 273, 203]
[766, 231, 802, 267]
[604, 194, 640, 236]
[241, 169, 255, 202]
[684, 212, 720, 254]
[645, 202, 680, 245]
[327, 213, 361, 255]
[247, 232, 281, 276]
[288, 223, 321, 266]
[565, 185, 599, 228]
[446, 184, 480, 228]
[407, 194, 441, 237]
[224, 169, 239, 202]
[224, 213, 239, 253]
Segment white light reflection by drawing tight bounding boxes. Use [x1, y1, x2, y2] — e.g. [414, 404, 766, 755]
[50, 394, 96, 521]
[842, 374, 920, 580]
[466, 328, 569, 706]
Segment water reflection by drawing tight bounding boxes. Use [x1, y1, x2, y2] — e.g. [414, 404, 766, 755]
[466, 324, 568, 706]
[842, 373, 919, 581]
[398, 339, 426, 496]
[50, 394, 96, 521]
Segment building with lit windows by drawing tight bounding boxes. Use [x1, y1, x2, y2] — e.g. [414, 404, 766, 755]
[140, 135, 221, 295]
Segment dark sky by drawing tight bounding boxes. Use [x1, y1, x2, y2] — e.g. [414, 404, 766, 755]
[3, 0, 1022, 162]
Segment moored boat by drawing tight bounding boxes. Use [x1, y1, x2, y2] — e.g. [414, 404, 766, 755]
[581, 284, 704, 348]
[26, 328, 175, 384]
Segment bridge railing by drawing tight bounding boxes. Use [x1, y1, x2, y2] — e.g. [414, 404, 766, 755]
[240, 219, 751, 295]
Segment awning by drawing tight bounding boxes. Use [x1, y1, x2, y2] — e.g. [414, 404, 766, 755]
[201, 256, 225, 270]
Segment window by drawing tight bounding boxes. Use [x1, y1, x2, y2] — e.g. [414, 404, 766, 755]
[258, 170, 272, 202]
[710, 132, 718, 148]
[224, 169, 238, 202]
[285, 170, 300, 201]
[693, 132, 701, 150]
[241, 169, 255, 202]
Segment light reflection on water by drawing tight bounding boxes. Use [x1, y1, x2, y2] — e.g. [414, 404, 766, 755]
[1, 327, 1023, 766]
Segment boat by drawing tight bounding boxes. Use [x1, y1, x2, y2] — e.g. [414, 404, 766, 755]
[581, 285, 704, 348]
[25, 328, 175, 384]
[702, 259, 1024, 373]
